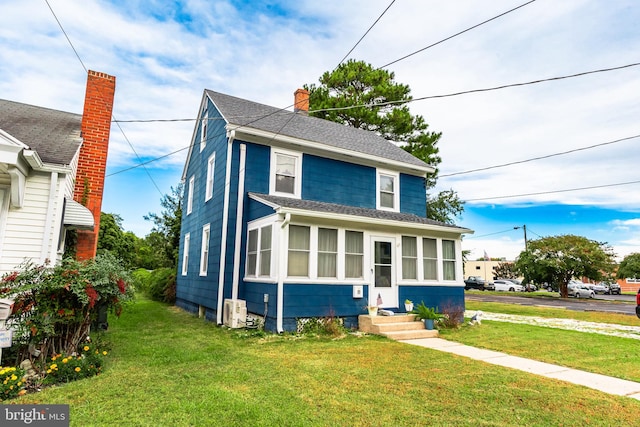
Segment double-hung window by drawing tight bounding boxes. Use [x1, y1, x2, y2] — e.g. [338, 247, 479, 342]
[205, 153, 215, 201]
[377, 170, 399, 211]
[182, 233, 190, 276]
[402, 236, 417, 280]
[200, 224, 210, 276]
[259, 225, 272, 276]
[271, 149, 301, 197]
[422, 238, 438, 280]
[200, 110, 208, 151]
[187, 176, 194, 215]
[317, 228, 337, 278]
[288, 225, 310, 276]
[345, 231, 363, 278]
[442, 239, 457, 280]
[246, 225, 273, 277]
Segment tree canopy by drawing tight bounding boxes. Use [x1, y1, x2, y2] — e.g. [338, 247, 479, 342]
[514, 234, 615, 298]
[144, 183, 183, 269]
[617, 252, 640, 280]
[305, 59, 463, 224]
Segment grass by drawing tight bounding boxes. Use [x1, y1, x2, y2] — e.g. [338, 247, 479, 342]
[10, 296, 640, 426]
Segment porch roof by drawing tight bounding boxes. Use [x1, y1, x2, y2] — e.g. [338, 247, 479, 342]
[248, 193, 473, 235]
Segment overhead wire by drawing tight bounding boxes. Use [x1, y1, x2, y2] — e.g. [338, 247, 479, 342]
[378, 0, 537, 69]
[44, 0, 164, 196]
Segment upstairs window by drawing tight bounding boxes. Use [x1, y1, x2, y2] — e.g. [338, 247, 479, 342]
[200, 110, 208, 152]
[377, 170, 399, 211]
[270, 149, 301, 197]
[187, 176, 194, 215]
[205, 153, 215, 201]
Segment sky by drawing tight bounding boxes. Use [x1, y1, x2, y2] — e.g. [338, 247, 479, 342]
[1, 0, 639, 262]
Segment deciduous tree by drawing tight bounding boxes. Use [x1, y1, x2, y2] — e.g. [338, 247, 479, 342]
[514, 235, 615, 297]
[617, 252, 640, 280]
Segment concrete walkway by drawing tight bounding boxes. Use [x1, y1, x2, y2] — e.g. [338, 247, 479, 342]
[402, 337, 640, 401]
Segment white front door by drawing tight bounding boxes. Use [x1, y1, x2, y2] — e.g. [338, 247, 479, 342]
[371, 236, 398, 308]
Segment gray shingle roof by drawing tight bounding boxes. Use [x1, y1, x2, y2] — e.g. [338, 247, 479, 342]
[249, 193, 468, 231]
[205, 90, 429, 170]
[0, 99, 82, 166]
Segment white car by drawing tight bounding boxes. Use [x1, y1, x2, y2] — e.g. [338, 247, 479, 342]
[493, 280, 524, 292]
[568, 283, 595, 298]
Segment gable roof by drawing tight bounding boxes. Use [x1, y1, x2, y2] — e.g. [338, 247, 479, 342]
[0, 99, 82, 166]
[204, 90, 433, 174]
[249, 192, 471, 234]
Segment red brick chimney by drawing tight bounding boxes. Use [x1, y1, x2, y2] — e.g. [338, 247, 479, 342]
[294, 88, 309, 114]
[73, 70, 116, 261]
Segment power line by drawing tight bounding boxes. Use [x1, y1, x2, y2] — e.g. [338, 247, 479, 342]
[336, 0, 396, 68]
[378, 0, 537, 69]
[464, 179, 640, 202]
[44, 0, 164, 196]
[310, 61, 640, 114]
[441, 133, 640, 177]
[464, 228, 515, 240]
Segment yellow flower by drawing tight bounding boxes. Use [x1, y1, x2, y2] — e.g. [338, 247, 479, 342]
[102, 351, 108, 356]
[46, 369, 52, 374]
[74, 367, 81, 372]
[10, 375, 17, 381]
[62, 358, 68, 364]
[84, 346, 90, 351]
[18, 390, 27, 396]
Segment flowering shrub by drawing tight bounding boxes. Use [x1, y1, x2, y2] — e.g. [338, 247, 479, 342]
[42, 341, 107, 385]
[0, 253, 133, 362]
[0, 366, 26, 401]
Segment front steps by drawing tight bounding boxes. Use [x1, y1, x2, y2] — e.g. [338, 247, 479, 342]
[358, 313, 439, 340]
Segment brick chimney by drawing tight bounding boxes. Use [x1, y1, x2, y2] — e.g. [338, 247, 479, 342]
[73, 70, 116, 261]
[294, 88, 309, 114]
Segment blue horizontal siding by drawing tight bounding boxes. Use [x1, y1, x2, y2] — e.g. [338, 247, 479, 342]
[400, 173, 427, 216]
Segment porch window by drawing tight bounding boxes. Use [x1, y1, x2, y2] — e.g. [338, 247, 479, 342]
[205, 152, 215, 201]
[345, 231, 363, 278]
[182, 233, 190, 276]
[200, 224, 210, 276]
[288, 225, 310, 276]
[377, 170, 399, 211]
[401, 236, 417, 280]
[318, 228, 337, 278]
[422, 238, 438, 280]
[187, 176, 194, 215]
[259, 225, 272, 276]
[271, 149, 302, 197]
[442, 239, 456, 280]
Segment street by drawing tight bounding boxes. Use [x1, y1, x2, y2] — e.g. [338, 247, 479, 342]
[465, 291, 638, 316]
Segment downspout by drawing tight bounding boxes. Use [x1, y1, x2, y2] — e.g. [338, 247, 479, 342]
[277, 212, 291, 333]
[216, 130, 236, 325]
[40, 172, 58, 263]
[231, 143, 247, 300]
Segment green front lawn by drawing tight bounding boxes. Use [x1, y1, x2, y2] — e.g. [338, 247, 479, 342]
[12, 296, 640, 426]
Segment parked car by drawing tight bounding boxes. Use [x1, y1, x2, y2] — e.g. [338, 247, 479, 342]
[464, 276, 488, 291]
[605, 282, 621, 295]
[493, 280, 524, 292]
[500, 278, 537, 292]
[592, 283, 609, 294]
[567, 283, 595, 298]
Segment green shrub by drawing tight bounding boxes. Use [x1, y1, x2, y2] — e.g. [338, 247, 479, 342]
[147, 268, 176, 303]
[131, 268, 152, 293]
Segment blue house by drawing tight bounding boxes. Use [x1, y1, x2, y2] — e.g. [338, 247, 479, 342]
[176, 89, 472, 332]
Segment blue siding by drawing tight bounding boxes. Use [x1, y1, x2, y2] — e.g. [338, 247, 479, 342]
[302, 155, 375, 208]
[400, 173, 427, 216]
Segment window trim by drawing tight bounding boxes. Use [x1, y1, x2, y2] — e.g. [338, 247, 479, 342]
[182, 233, 190, 276]
[270, 149, 302, 198]
[200, 224, 210, 276]
[376, 169, 399, 212]
[205, 152, 215, 202]
[441, 239, 457, 281]
[200, 109, 208, 152]
[187, 176, 194, 215]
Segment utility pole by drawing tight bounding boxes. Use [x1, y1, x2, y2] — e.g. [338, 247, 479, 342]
[514, 225, 528, 251]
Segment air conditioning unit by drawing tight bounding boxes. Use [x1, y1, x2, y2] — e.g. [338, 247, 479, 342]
[223, 299, 247, 328]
